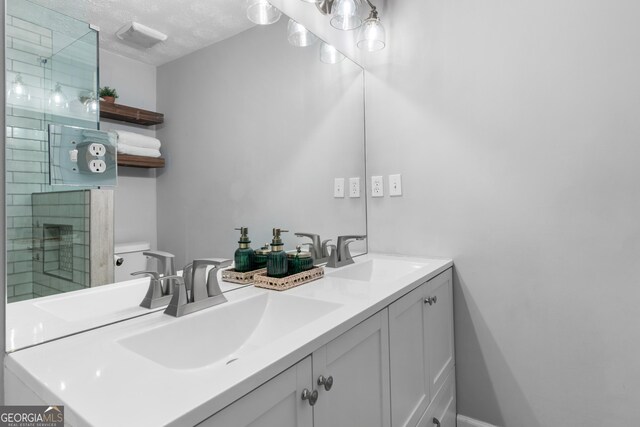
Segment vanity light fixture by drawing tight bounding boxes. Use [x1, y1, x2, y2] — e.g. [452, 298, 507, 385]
[48, 83, 69, 110]
[7, 73, 31, 102]
[356, 4, 385, 51]
[247, 0, 282, 25]
[287, 19, 319, 47]
[330, 0, 361, 30]
[320, 42, 346, 64]
[313, 0, 387, 51]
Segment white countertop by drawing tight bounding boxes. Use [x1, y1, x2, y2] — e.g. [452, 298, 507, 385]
[5, 254, 453, 427]
[6, 271, 245, 351]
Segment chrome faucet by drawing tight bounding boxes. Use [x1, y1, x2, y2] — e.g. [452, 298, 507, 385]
[143, 250, 176, 294]
[132, 250, 177, 309]
[164, 258, 232, 317]
[327, 235, 366, 268]
[295, 232, 332, 264]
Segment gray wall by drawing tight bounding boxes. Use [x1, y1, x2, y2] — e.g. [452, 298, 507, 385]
[156, 20, 366, 267]
[99, 49, 158, 251]
[365, 0, 640, 425]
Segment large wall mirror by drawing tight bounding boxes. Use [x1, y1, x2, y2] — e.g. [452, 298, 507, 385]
[5, 0, 367, 351]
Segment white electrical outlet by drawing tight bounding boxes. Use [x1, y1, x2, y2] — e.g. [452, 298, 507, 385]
[389, 174, 402, 196]
[89, 159, 107, 173]
[334, 178, 345, 198]
[88, 143, 106, 157]
[349, 177, 360, 198]
[371, 176, 384, 197]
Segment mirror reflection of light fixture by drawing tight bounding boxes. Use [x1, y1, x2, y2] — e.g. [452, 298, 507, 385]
[320, 42, 346, 64]
[247, 0, 282, 25]
[287, 19, 319, 47]
[48, 83, 69, 109]
[7, 73, 31, 102]
[330, 0, 362, 31]
[356, 5, 385, 51]
[83, 92, 99, 114]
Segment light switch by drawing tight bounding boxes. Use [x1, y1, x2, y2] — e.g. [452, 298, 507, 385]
[371, 176, 384, 197]
[334, 178, 345, 198]
[349, 177, 360, 198]
[389, 174, 402, 196]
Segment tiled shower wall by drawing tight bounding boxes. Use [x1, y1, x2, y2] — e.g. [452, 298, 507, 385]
[31, 190, 90, 297]
[5, 2, 97, 302]
[5, 13, 53, 302]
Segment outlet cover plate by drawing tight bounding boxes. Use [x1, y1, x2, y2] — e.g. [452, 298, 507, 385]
[334, 178, 345, 198]
[389, 174, 402, 196]
[371, 176, 384, 197]
[349, 177, 360, 198]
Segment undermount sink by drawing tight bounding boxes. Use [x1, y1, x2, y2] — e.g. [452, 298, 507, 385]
[326, 258, 427, 282]
[118, 291, 341, 370]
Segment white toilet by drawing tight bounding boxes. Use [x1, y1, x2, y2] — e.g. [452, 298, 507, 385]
[114, 242, 151, 282]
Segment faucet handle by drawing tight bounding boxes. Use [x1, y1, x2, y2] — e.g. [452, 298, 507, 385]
[131, 270, 161, 280]
[190, 259, 232, 301]
[143, 251, 176, 294]
[162, 276, 188, 317]
[192, 258, 233, 270]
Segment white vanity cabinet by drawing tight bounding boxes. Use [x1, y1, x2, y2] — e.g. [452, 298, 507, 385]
[200, 309, 391, 427]
[389, 269, 455, 427]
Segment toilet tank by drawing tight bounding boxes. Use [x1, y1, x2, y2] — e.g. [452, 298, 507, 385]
[114, 242, 151, 283]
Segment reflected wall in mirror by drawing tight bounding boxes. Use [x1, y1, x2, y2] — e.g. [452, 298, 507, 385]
[156, 16, 366, 266]
[5, 0, 100, 303]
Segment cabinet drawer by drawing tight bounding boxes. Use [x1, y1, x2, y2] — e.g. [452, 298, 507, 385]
[417, 369, 456, 427]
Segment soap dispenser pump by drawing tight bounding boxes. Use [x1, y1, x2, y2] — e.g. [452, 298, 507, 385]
[267, 228, 289, 278]
[234, 227, 255, 272]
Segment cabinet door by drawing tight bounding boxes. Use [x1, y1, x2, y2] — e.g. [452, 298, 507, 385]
[425, 269, 454, 397]
[389, 284, 430, 427]
[199, 356, 313, 427]
[313, 309, 391, 427]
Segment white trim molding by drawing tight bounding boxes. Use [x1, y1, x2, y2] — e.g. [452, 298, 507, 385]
[457, 414, 500, 427]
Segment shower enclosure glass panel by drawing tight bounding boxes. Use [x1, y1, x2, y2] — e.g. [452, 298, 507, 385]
[5, 0, 101, 302]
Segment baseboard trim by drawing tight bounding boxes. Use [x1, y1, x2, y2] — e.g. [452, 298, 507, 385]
[457, 414, 499, 427]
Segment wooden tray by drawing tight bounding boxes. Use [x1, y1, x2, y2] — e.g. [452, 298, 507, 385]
[221, 267, 267, 284]
[253, 267, 324, 291]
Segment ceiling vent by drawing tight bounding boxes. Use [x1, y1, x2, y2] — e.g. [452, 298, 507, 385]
[116, 22, 167, 48]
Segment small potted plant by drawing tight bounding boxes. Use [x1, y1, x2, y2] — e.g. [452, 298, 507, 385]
[99, 86, 118, 103]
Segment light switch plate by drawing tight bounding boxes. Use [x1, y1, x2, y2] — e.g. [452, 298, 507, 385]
[334, 178, 345, 198]
[371, 176, 384, 197]
[389, 174, 402, 196]
[349, 177, 360, 198]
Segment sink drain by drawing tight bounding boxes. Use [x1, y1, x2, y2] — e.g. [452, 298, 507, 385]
[226, 357, 239, 365]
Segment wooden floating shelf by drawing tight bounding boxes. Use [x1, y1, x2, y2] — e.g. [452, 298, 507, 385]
[100, 101, 164, 126]
[117, 154, 165, 168]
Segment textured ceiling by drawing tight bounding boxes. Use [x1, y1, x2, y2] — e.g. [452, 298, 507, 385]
[30, 0, 256, 65]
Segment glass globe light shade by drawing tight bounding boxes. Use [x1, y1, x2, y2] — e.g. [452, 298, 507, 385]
[8, 74, 31, 102]
[287, 19, 318, 47]
[320, 42, 346, 64]
[299, 0, 320, 3]
[357, 17, 386, 51]
[84, 97, 99, 114]
[49, 83, 69, 109]
[330, 0, 362, 31]
[247, 0, 282, 25]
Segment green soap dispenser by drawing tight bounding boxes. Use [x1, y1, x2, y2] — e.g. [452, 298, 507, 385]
[267, 228, 289, 278]
[234, 227, 255, 272]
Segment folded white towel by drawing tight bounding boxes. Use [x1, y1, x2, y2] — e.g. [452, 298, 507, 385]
[117, 143, 161, 158]
[115, 130, 161, 150]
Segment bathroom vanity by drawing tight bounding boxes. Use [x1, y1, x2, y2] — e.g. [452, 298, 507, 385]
[4, 254, 454, 427]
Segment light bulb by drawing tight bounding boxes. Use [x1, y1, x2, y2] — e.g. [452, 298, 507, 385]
[320, 42, 346, 64]
[246, 0, 282, 25]
[49, 83, 69, 109]
[287, 19, 318, 47]
[330, 0, 362, 31]
[8, 74, 31, 102]
[357, 17, 385, 51]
